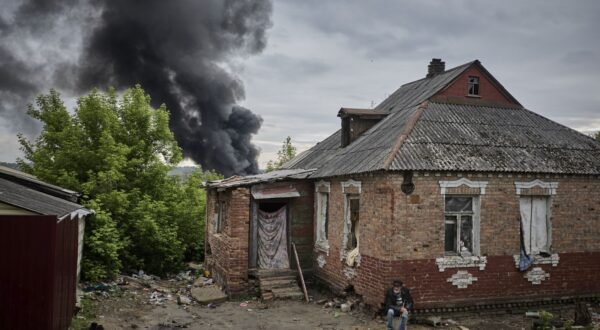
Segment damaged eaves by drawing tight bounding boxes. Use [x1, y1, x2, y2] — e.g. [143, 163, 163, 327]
[205, 168, 315, 189]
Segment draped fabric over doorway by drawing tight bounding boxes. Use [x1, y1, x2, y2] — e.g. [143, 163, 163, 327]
[257, 206, 289, 269]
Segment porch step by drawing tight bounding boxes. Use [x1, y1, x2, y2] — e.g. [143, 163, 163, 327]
[259, 278, 298, 290]
[257, 269, 297, 278]
[256, 269, 303, 301]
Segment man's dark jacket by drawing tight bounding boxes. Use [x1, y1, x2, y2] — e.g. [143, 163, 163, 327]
[384, 287, 414, 311]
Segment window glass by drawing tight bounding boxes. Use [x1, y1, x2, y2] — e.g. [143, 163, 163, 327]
[444, 196, 477, 256]
[444, 215, 457, 253]
[468, 76, 480, 95]
[460, 215, 473, 253]
[445, 196, 473, 212]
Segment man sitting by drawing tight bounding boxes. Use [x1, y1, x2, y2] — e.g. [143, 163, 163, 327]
[384, 279, 414, 330]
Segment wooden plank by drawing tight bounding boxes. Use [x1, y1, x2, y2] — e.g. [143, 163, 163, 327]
[292, 243, 309, 303]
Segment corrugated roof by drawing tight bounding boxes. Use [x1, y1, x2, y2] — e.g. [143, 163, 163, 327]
[375, 61, 473, 112]
[0, 177, 88, 217]
[0, 165, 80, 202]
[388, 103, 600, 174]
[280, 59, 600, 178]
[280, 130, 342, 170]
[309, 105, 421, 177]
[206, 168, 315, 188]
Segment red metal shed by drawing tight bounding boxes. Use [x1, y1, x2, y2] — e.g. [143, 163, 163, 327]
[0, 166, 91, 330]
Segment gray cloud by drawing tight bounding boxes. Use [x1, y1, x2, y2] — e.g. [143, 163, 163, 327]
[1, 0, 599, 170]
[237, 1, 600, 166]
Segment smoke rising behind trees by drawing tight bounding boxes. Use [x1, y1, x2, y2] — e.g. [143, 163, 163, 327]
[0, 0, 272, 176]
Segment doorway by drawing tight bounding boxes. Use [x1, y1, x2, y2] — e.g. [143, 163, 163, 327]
[255, 201, 289, 269]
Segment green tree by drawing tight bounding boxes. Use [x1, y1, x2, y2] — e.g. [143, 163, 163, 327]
[595, 131, 600, 142]
[266, 136, 297, 172]
[18, 86, 218, 280]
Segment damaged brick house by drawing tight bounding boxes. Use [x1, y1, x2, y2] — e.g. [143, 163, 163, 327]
[205, 58, 600, 309]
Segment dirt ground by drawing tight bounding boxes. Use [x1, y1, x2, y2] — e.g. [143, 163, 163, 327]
[71, 274, 599, 330]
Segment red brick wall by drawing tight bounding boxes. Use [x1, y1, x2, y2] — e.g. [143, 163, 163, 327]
[393, 253, 600, 308]
[287, 180, 315, 270]
[434, 66, 519, 107]
[313, 172, 600, 308]
[206, 187, 251, 294]
[205, 181, 315, 293]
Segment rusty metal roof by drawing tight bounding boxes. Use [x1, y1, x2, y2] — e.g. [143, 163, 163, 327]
[206, 168, 315, 189]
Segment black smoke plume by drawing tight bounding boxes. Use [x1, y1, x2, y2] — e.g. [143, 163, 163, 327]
[0, 0, 272, 176]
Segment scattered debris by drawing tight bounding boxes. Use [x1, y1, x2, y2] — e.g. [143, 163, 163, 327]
[190, 284, 227, 304]
[193, 276, 213, 287]
[177, 295, 192, 305]
[149, 291, 172, 305]
[340, 303, 351, 313]
[423, 315, 442, 327]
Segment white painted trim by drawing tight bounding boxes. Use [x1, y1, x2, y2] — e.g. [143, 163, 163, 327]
[436, 256, 487, 272]
[58, 207, 94, 221]
[525, 267, 550, 285]
[447, 270, 478, 289]
[514, 180, 558, 195]
[315, 180, 331, 193]
[341, 179, 362, 194]
[439, 178, 488, 195]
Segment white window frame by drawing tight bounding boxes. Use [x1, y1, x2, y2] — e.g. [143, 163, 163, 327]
[436, 178, 487, 271]
[340, 182, 361, 266]
[444, 195, 481, 257]
[468, 76, 480, 96]
[315, 181, 330, 253]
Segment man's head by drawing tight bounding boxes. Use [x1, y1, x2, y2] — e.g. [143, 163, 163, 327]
[392, 279, 403, 292]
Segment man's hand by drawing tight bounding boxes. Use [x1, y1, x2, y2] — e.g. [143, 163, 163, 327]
[400, 307, 407, 313]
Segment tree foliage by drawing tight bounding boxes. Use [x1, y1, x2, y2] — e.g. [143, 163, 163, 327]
[266, 136, 297, 172]
[595, 131, 600, 142]
[18, 86, 221, 281]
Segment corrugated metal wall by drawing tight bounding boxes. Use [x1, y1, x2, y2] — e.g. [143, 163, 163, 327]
[0, 215, 79, 330]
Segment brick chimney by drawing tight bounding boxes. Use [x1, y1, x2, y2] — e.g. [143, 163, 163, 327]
[426, 58, 445, 78]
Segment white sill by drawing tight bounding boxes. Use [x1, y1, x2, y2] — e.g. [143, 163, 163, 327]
[436, 255, 487, 272]
[512, 253, 559, 268]
[466, 94, 481, 98]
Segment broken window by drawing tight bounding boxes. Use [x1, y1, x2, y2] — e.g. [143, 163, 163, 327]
[343, 195, 360, 266]
[315, 192, 329, 249]
[468, 76, 480, 95]
[444, 196, 479, 256]
[519, 196, 551, 255]
[215, 200, 225, 233]
[346, 196, 360, 250]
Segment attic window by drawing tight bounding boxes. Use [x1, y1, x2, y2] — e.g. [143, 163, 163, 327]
[468, 76, 480, 96]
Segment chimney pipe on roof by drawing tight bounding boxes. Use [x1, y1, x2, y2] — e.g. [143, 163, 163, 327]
[426, 58, 445, 78]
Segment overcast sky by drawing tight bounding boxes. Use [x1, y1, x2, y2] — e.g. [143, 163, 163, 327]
[239, 0, 600, 167]
[1, 0, 599, 169]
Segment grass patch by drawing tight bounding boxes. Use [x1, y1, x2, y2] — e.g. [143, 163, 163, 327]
[69, 294, 97, 330]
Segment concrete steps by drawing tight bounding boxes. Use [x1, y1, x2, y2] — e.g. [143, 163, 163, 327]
[257, 269, 303, 301]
